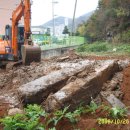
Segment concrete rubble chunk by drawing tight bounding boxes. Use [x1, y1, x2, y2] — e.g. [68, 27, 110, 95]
[18, 60, 94, 104]
[8, 108, 24, 116]
[101, 94, 130, 115]
[0, 93, 21, 117]
[0, 94, 20, 109]
[106, 94, 126, 108]
[45, 60, 119, 112]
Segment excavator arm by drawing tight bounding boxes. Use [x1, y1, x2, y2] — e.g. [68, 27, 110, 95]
[12, 0, 24, 58]
[11, 0, 41, 64]
[24, 0, 31, 42]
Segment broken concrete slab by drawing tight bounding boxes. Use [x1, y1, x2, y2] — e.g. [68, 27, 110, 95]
[18, 60, 95, 104]
[101, 94, 130, 115]
[0, 93, 21, 117]
[0, 94, 20, 109]
[104, 94, 126, 108]
[118, 60, 130, 70]
[45, 60, 119, 112]
[8, 108, 24, 116]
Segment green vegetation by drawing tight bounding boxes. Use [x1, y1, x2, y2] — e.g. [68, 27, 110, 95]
[108, 107, 128, 119]
[77, 42, 108, 52]
[32, 34, 84, 50]
[0, 35, 3, 39]
[0, 105, 84, 130]
[0, 104, 45, 130]
[0, 103, 128, 130]
[39, 36, 84, 50]
[86, 100, 100, 114]
[32, 34, 50, 45]
[77, 42, 130, 55]
[48, 105, 80, 126]
[77, 0, 130, 43]
[62, 26, 70, 35]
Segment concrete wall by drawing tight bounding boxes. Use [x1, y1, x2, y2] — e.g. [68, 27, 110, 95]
[41, 45, 81, 58]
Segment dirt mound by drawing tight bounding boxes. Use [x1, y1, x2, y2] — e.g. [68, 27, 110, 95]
[0, 53, 130, 118]
[121, 65, 130, 106]
[0, 61, 61, 93]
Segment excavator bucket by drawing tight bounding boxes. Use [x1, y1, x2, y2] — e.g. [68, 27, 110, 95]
[21, 45, 41, 65]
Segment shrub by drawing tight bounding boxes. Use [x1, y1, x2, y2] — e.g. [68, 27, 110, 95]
[109, 107, 128, 118]
[77, 42, 108, 52]
[0, 104, 46, 130]
[88, 43, 108, 52]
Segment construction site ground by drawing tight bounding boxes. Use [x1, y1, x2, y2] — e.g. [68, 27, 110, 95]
[1, 50, 130, 130]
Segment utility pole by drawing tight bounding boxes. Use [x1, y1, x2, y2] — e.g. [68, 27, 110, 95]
[52, 0, 55, 37]
[52, 0, 58, 37]
[72, 0, 78, 35]
[70, 0, 78, 44]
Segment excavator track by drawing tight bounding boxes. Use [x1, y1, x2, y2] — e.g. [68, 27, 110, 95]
[6, 60, 22, 71]
[0, 60, 22, 71]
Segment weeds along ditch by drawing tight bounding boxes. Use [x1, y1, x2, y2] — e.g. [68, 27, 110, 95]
[76, 42, 130, 54]
[0, 100, 129, 130]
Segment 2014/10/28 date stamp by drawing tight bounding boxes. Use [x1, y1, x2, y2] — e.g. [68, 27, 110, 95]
[97, 118, 129, 125]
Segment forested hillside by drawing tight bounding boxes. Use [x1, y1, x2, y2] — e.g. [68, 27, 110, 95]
[77, 0, 130, 43]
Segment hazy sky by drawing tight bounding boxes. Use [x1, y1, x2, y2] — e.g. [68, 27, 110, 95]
[31, 0, 99, 26]
[0, 0, 99, 33]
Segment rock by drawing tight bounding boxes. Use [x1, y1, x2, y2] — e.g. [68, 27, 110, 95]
[93, 94, 103, 105]
[114, 91, 124, 99]
[12, 78, 20, 84]
[18, 60, 95, 104]
[118, 60, 130, 70]
[105, 94, 126, 108]
[57, 56, 70, 62]
[45, 60, 119, 112]
[66, 76, 77, 84]
[0, 94, 21, 109]
[8, 108, 24, 116]
[113, 48, 117, 52]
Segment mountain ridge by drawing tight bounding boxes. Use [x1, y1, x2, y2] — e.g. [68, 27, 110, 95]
[41, 11, 94, 28]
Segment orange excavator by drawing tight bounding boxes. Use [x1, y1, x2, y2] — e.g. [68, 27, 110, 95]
[0, 0, 41, 66]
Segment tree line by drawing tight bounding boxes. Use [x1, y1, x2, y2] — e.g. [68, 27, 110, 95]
[77, 0, 130, 43]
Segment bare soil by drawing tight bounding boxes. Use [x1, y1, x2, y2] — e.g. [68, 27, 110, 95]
[56, 114, 130, 130]
[121, 65, 130, 106]
[1, 52, 130, 130]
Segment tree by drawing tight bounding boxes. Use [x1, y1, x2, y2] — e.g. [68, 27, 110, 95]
[62, 26, 70, 35]
[45, 28, 51, 36]
[77, 0, 130, 43]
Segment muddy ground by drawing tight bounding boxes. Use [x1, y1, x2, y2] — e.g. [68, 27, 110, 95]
[0, 51, 130, 130]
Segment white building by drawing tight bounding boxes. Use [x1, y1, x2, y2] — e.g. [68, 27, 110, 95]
[31, 26, 46, 34]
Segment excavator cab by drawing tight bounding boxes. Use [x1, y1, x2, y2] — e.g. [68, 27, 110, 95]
[0, 0, 41, 66]
[0, 25, 12, 61]
[0, 24, 41, 65]
[1, 25, 24, 61]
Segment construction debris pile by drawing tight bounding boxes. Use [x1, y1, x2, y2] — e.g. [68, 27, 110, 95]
[0, 53, 130, 117]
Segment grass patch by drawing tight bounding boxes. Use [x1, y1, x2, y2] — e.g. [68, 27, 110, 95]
[116, 44, 130, 53]
[77, 42, 109, 52]
[77, 42, 130, 55]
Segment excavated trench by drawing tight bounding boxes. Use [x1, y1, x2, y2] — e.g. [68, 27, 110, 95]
[17, 59, 123, 112]
[0, 55, 130, 115]
[18, 60, 95, 104]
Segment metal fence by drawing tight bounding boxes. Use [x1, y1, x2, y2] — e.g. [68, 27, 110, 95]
[32, 34, 84, 50]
